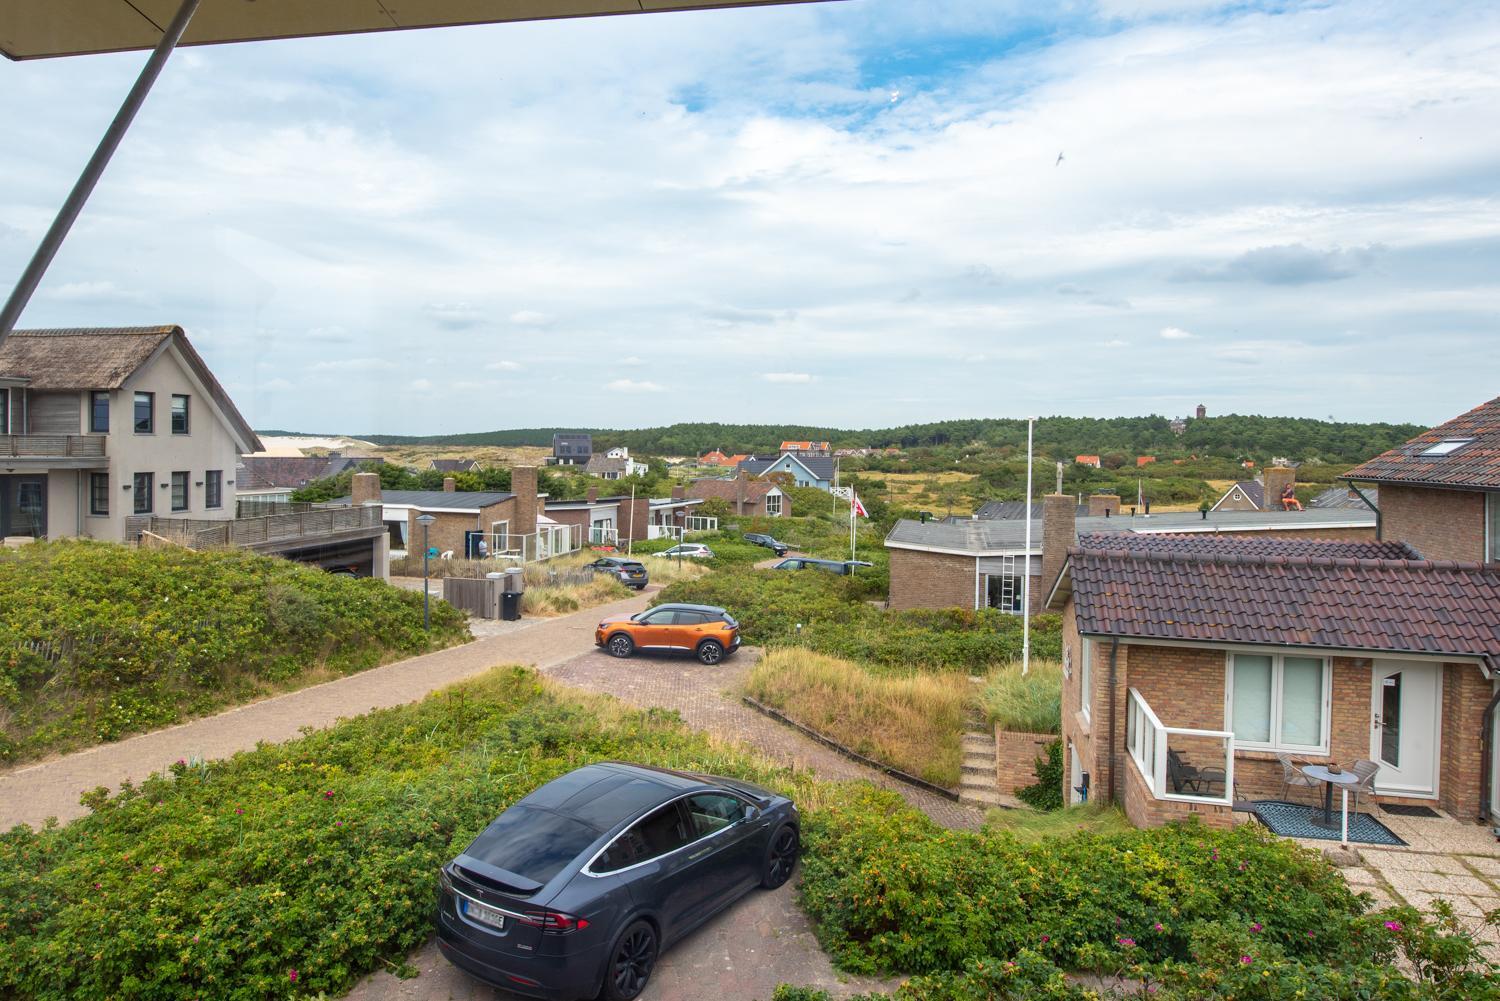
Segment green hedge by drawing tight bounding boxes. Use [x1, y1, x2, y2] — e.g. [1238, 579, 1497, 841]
[0, 540, 468, 763]
[655, 571, 1061, 672]
[0, 667, 828, 1000]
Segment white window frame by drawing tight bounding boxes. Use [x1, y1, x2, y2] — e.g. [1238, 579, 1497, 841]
[1080, 639, 1093, 723]
[1223, 651, 1332, 754]
[765, 492, 782, 516]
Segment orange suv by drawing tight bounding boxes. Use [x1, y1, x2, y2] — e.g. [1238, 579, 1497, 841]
[595, 603, 742, 665]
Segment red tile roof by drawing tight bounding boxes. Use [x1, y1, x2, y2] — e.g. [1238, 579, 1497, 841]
[1052, 538, 1500, 671]
[1075, 532, 1416, 561]
[1345, 395, 1500, 490]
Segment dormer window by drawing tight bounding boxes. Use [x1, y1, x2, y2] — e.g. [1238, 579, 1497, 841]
[1419, 438, 1473, 457]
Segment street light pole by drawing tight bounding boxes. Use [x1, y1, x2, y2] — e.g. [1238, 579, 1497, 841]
[417, 514, 436, 630]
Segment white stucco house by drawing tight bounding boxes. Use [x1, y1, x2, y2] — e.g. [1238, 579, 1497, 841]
[0, 326, 261, 542]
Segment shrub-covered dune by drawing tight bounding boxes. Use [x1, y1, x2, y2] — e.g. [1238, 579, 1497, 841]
[0, 540, 468, 763]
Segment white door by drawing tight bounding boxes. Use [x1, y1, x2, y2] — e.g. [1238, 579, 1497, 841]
[1370, 661, 1441, 798]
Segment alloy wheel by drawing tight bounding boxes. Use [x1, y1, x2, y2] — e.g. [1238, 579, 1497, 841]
[612, 925, 656, 998]
[764, 826, 798, 888]
[697, 641, 723, 665]
[608, 635, 633, 657]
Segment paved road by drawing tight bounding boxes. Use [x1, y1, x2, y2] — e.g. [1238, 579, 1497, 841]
[0, 591, 652, 830]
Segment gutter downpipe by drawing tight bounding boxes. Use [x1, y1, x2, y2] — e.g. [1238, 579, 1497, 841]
[0, 0, 203, 343]
[1107, 636, 1120, 806]
[1343, 480, 1381, 539]
[1479, 674, 1500, 824]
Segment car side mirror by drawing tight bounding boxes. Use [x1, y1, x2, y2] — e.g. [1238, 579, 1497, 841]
[743, 806, 759, 823]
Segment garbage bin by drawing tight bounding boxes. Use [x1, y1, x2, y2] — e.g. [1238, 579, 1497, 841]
[500, 590, 522, 621]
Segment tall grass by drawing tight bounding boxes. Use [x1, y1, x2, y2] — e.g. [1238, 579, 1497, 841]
[978, 659, 1062, 734]
[984, 803, 1133, 842]
[744, 649, 967, 787]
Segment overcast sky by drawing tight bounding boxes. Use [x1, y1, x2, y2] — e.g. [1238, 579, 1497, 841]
[2, 0, 1497, 434]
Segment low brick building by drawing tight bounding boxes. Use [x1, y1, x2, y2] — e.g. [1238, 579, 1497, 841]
[685, 473, 789, 518]
[885, 503, 1376, 615]
[340, 466, 540, 558]
[1048, 531, 1500, 830]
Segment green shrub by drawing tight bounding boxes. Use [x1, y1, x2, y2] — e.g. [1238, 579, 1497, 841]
[0, 540, 468, 762]
[979, 660, 1062, 734]
[1016, 740, 1063, 811]
[0, 666, 842, 1001]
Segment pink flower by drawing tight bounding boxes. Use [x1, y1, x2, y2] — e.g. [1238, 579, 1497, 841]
[289, 969, 298, 982]
[93, 882, 101, 890]
[1040, 935, 1050, 943]
[234, 808, 243, 815]
[152, 865, 163, 874]
[1250, 922, 1263, 933]
[323, 790, 334, 799]
[1153, 922, 1164, 932]
[1118, 937, 1136, 948]
[193, 935, 199, 942]
[1384, 920, 1403, 932]
[1240, 955, 1253, 965]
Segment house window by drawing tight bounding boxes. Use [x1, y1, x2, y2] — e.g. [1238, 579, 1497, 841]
[491, 520, 509, 552]
[984, 574, 1024, 614]
[90, 392, 109, 433]
[205, 470, 223, 510]
[1226, 653, 1329, 752]
[171, 471, 189, 512]
[133, 472, 153, 514]
[171, 395, 190, 434]
[1488, 494, 1499, 563]
[133, 392, 154, 433]
[1080, 639, 1093, 722]
[765, 493, 782, 516]
[89, 473, 109, 516]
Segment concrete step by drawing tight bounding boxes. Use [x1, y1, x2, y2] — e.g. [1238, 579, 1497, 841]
[959, 787, 1004, 806]
[963, 753, 995, 768]
[962, 766, 994, 779]
[961, 736, 996, 752]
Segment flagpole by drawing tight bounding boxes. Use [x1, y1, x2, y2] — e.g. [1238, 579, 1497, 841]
[850, 491, 856, 562]
[1022, 416, 1036, 676]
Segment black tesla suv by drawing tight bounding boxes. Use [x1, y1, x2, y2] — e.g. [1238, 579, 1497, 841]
[436, 762, 801, 1001]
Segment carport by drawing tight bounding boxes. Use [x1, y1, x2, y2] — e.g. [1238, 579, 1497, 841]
[0, 0, 833, 343]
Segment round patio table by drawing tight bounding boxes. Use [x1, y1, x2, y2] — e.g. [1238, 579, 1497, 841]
[1301, 765, 1361, 829]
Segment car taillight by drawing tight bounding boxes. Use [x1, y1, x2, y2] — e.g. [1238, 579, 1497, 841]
[516, 909, 590, 934]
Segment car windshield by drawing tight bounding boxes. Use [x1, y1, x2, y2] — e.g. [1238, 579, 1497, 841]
[463, 806, 600, 885]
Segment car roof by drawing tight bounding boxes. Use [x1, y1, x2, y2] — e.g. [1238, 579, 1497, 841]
[517, 762, 715, 829]
[651, 602, 728, 614]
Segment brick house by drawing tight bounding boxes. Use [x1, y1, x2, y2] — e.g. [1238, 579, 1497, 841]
[340, 466, 540, 558]
[1343, 394, 1500, 563]
[1048, 531, 1500, 829]
[737, 452, 834, 490]
[885, 499, 1375, 615]
[686, 473, 788, 518]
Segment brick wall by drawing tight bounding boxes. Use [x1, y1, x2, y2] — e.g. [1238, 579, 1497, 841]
[1440, 663, 1491, 821]
[405, 510, 476, 557]
[994, 728, 1056, 796]
[887, 547, 975, 610]
[1087, 494, 1121, 517]
[1040, 494, 1074, 614]
[1263, 466, 1295, 509]
[1122, 747, 1235, 829]
[511, 466, 538, 537]
[1379, 484, 1486, 561]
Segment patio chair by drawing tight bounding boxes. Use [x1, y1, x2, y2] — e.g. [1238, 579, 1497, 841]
[1276, 752, 1321, 804]
[1350, 760, 1381, 814]
[1167, 749, 1226, 795]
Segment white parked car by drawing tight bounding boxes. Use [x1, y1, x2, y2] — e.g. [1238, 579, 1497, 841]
[655, 543, 714, 559]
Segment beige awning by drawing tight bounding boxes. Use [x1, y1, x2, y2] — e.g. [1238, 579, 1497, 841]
[1, 0, 831, 61]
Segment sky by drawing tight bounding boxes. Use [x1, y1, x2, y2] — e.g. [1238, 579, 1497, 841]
[2, 0, 1498, 435]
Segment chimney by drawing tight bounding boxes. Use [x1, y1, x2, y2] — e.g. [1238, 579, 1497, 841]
[671, 484, 685, 501]
[1087, 494, 1121, 518]
[1196, 403, 1207, 419]
[733, 473, 746, 514]
[511, 465, 538, 537]
[1263, 465, 1296, 511]
[442, 476, 456, 493]
[585, 486, 599, 504]
[1039, 493, 1076, 613]
[352, 472, 381, 506]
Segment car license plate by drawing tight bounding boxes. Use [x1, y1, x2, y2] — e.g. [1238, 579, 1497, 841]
[463, 899, 506, 930]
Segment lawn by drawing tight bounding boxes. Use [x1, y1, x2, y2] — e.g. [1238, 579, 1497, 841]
[744, 648, 967, 787]
[0, 540, 468, 764]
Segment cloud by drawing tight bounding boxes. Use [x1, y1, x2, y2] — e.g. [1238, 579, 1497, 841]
[305, 325, 354, 344]
[258, 377, 295, 392]
[763, 372, 814, 383]
[48, 280, 144, 304]
[410, 378, 434, 392]
[618, 356, 645, 367]
[1171, 244, 1385, 286]
[607, 379, 664, 393]
[309, 357, 398, 372]
[1103, 338, 1129, 348]
[485, 360, 523, 372]
[509, 310, 555, 327]
[1160, 327, 1194, 340]
[424, 303, 485, 329]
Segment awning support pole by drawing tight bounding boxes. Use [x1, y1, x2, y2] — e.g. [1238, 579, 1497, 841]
[0, 0, 201, 344]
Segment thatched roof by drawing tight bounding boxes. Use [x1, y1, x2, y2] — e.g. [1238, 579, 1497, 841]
[0, 325, 261, 452]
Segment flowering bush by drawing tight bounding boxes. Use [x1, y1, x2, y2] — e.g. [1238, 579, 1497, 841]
[0, 540, 467, 762]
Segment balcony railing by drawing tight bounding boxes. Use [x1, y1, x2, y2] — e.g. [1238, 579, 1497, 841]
[0, 434, 105, 458]
[146, 504, 382, 549]
[1126, 688, 1235, 806]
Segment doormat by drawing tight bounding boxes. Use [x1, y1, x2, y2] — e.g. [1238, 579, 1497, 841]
[1247, 800, 1406, 846]
[1381, 804, 1442, 819]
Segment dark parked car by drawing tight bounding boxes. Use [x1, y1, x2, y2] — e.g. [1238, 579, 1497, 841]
[769, 557, 872, 576]
[742, 532, 788, 556]
[436, 762, 801, 1001]
[587, 556, 649, 590]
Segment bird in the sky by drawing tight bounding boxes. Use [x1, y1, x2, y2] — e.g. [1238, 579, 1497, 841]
[1055, 151, 1065, 166]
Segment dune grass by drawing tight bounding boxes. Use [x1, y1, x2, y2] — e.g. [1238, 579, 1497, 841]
[984, 803, 1134, 842]
[744, 648, 967, 787]
[978, 658, 1063, 734]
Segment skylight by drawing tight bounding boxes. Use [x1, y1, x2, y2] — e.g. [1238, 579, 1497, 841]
[1418, 438, 1473, 457]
